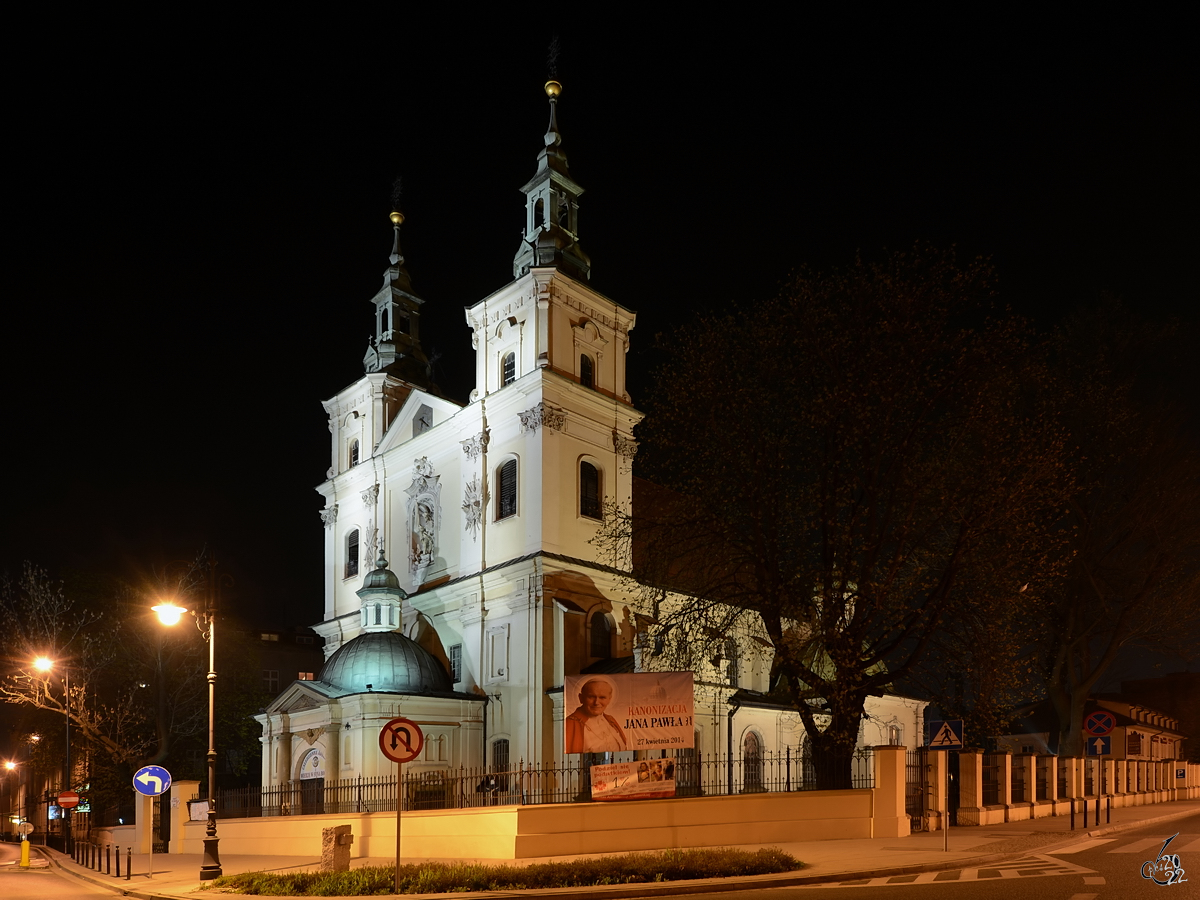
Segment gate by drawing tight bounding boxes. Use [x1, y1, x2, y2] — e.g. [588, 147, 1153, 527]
[905, 749, 932, 830]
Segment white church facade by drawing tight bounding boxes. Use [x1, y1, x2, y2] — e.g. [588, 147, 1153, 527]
[255, 81, 924, 792]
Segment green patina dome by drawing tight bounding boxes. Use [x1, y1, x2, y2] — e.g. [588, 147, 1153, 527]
[357, 554, 408, 595]
[318, 631, 450, 694]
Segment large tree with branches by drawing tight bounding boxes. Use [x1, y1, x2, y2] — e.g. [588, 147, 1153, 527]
[597, 247, 1071, 786]
[1036, 306, 1200, 756]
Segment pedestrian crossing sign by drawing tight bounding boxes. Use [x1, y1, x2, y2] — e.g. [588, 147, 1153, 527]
[926, 719, 964, 750]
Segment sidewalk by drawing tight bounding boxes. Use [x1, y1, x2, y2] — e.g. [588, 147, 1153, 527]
[40, 797, 1200, 900]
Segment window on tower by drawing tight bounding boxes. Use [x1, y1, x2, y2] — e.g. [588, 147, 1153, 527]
[497, 459, 517, 519]
[345, 529, 360, 579]
[350, 440, 360, 467]
[580, 354, 594, 389]
[502, 352, 516, 387]
[580, 461, 601, 520]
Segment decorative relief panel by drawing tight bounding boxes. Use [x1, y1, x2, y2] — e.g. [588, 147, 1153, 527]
[405, 458, 442, 589]
[320, 505, 339, 529]
[518, 402, 566, 434]
[361, 484, 380, 507]
[462, 474, 485, 542]
[461, 430, 490, 462]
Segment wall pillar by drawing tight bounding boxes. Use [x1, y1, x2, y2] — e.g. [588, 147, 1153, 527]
[928, 750, 947, 831]
[167, 780, 200, 854]
[871, 745, 909, 838]
[131, 792, 153, 854]
[957, 752, 983, 825]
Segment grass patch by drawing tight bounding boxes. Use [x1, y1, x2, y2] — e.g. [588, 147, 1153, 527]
[203, 847, 803, 895]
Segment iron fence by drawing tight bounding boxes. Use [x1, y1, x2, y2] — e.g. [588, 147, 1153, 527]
[215, 749, 875, 819]
[981, 754, 1002, 806]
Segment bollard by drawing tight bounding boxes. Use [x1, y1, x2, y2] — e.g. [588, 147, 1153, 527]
[106, 843, 111, 875]
[1070, 798, 1075, 830]
[115, 845, 121, 878]
[1106, 794, 1111, 824]
[126, 846, 132, 880]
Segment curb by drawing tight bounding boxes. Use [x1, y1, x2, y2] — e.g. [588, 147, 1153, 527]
[38, 803, 1200, 899]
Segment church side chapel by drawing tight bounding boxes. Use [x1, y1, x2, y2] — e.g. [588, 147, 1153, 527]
[254, 80, 924, 797]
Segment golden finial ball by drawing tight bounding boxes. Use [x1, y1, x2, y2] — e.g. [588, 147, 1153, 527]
[389, 211, 404, 226]
[544, 80, 562, 98]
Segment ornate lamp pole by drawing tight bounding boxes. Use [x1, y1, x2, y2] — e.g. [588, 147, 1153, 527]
[32, 658, 70, 854]
[154, 553, 225, 881]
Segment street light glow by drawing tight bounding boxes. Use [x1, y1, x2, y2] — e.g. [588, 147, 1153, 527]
[153, 602, 188, 626]
[33, 657, 52, 672]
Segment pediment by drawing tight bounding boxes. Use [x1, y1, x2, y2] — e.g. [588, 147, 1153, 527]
[376, 390, 463, 456]
[265, 680, 335, 715]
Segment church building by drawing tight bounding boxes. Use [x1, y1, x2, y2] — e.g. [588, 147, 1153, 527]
[255, 80, 923, 792]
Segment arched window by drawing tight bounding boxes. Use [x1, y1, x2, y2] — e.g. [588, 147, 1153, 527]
[345, 529, 360, 578]
[491, 738, 510, 772]
[349, 440, 360, 467]
[590, 611, 612, 659]
[502, 352, 516, 387]
[743, 732, 763, 792]
[533, 197, 544, 229]
[497, 459, 517, 519]
[580, 461, 601, 520]
[580, 354, 594, 389]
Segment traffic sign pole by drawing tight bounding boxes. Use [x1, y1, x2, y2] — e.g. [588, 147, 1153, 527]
[378, 717, 423, 893]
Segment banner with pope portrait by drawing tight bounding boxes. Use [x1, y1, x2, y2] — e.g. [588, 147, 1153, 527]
[563, 672, 694, 754]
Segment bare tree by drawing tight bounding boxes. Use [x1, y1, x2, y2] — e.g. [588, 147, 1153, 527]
[596, 247, 1071, 784]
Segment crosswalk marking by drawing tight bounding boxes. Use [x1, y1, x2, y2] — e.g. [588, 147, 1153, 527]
[801, 854, 1096, 888]
[1180, 835, 1200, 852]
[1110, 836, 1169, 853]
[1047, 838, 1116, 854]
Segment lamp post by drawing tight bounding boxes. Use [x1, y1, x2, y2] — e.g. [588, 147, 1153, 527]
[153, 554, 224, 881]
[32, 657, 70, 854]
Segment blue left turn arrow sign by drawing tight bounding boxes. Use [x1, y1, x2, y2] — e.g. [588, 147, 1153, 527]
[133, 765, 172, 796]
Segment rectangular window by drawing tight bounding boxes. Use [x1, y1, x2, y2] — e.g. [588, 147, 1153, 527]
[261, 633, 279, 642]
[296, 635, 314, 644]
[263, 670, 279, 693]
[298, 672, 314, 681]
[449, 644, 462, 683]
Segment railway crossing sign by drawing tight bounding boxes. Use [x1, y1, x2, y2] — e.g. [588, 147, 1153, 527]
[926, 719, 964, 750]
[1087, 735, 1112, 756]
[379, 717, 424, 764]
[132, 765, 172, 797]
[1084, 710, 1116, 736]
[57, 790, 80, 809]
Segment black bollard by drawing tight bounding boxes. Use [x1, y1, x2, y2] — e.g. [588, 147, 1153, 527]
[106, 843, 111, 875]
[1106, 794, 1111, 824]
[1070, 798, 1075, 830]
[126, 846, 132, 880]
[115, 845, 120, 878]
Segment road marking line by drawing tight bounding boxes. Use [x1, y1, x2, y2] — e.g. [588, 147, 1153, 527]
[1046, 839, 1115, 854]
[1173, 834, 1200, 851]
[1110, 836, 1168, 853]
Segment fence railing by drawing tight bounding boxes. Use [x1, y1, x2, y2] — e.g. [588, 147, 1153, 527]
[215, 749, 875, 819]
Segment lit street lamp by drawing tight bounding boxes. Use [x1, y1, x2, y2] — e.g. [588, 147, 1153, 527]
[32, 657, 71, 854]
[153, 553, 227, 881]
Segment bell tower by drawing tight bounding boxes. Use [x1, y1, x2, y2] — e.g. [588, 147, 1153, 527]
[513, 80, 591, 281]
[364, 211, 431, 385]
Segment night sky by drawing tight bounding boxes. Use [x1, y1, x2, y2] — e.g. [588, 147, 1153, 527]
[3, 16, 1195, 632]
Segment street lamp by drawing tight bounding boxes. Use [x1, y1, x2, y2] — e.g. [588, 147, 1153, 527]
[153, 554, 225, 881]
[32, 657, 71, 854]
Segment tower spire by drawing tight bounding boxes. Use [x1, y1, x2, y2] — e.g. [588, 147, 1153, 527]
[363, 209, 432, 384]
[513, 80, 591, 281]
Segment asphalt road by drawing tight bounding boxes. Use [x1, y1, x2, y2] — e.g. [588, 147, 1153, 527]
[645, 812, 1199, 900]
[0, 842, 115, 898]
